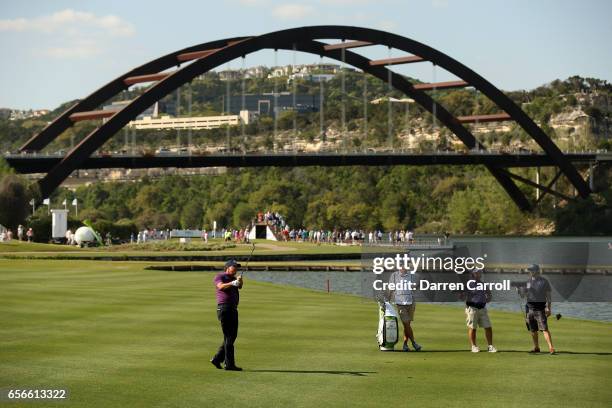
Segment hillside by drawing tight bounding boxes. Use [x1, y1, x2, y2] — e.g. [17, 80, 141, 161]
[1, 74, 610, 154]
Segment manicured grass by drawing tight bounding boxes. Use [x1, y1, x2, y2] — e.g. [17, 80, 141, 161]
[0, 241, 92, 253]
[0, 239, 364, 258]
[0, 259, 610, 407]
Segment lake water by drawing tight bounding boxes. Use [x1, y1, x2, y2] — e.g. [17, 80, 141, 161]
[247, 270, 612, 322]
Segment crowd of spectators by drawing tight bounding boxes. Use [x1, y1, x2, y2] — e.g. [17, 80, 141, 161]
[248, 209, 448, 246]
[131, 228, 172, 244]
[220, 227, 250, 243]
[256, 210, 286, 229]
[0, 225, 33, 242]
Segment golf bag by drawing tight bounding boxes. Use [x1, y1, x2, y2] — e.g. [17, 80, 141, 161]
[376, 301, 399, 351]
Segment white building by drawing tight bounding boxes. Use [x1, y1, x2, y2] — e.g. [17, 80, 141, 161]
[129, 110, 255, 130]
[288, 73, 335, 82]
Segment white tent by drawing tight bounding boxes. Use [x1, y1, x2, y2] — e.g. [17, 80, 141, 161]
[51, 209, 69, 239]
[248, 224, 277, 241]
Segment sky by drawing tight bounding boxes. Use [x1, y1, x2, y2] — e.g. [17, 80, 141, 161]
[1, 0, 611, 110]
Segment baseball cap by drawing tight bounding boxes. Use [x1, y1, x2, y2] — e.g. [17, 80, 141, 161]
[525, 264, 540, 274]
[225, 259, 241, 268]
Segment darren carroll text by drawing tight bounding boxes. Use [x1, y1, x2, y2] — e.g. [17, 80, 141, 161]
[373, 279, 512, 291]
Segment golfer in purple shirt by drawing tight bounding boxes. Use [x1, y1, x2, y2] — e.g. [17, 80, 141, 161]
[210, 259, 244, 371]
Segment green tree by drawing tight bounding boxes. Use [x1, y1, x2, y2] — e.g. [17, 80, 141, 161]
[447, 189, 479, 233]
[232, 202, 255, 227]
[0, 174, 33, 230]
[204, 201, 233, 229]
[180, 200, 203, 229]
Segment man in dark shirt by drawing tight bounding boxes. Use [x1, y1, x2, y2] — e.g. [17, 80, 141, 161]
[210, 259, 244, 371]
[460, 269, 496, 353]
[519, 264, 556, 354]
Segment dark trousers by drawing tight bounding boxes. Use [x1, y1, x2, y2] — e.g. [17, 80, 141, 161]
[212, 304, 238, 367]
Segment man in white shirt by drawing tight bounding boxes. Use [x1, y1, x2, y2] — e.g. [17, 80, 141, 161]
[407, 230, 414, 244]
[387, 268, 422, 352]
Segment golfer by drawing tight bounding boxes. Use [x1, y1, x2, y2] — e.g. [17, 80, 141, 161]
[387, 267, 422, 352]
[461, 269, 497, 353]
[211, 259, 244, 371]
[519, 264, 556, 354]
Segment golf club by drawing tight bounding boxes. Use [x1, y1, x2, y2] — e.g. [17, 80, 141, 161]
[240, 242, 256, 278]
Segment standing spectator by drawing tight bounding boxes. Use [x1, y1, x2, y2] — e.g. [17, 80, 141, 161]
[519, 264, 556, 354]
[6, 229, 12, 241]
[17, 225, 24, 241]
[26, 227, 34, 242]
[461, 269, 497, 353]
[407, 230, 414, 244]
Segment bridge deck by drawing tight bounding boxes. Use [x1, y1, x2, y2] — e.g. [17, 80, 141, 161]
[5, 151, 608, 174]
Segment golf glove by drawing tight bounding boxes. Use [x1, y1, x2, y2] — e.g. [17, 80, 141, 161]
[231, 280, 240, 287]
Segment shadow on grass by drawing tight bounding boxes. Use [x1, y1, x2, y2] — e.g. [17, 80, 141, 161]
[388, 349, 612, 356]
[247, 369, 377, 377]
[543, 351, 612, 356]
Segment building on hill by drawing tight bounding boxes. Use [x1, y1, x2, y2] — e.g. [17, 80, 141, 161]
[128, 110, 255, 130]
[228, 93, 320, 116]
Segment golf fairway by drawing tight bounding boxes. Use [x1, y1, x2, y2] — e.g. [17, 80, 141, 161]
[1, 259, 610, 407]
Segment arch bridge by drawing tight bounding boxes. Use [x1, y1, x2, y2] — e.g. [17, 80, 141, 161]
[18, 26, 593, 211]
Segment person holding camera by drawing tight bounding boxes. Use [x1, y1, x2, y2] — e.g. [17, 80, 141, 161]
[519, 264, 556, 355]
[211, 259, 244, 371]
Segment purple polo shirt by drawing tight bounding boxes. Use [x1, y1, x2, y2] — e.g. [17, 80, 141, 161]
[214, 272, 239, 305]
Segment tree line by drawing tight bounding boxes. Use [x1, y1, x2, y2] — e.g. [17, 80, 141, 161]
[2, 160, 609, 241]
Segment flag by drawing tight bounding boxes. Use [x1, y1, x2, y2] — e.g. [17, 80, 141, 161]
[62, 199, 67, 206]
[29, 199, 35, 205]
[43, 198, 50, 205]
[72, 198, 78, 206]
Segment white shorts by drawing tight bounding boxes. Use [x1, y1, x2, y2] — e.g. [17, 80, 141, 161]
[465, 306, 491, 329]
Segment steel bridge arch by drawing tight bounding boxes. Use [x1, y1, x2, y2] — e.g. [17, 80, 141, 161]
[22, 26, 590, 209]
